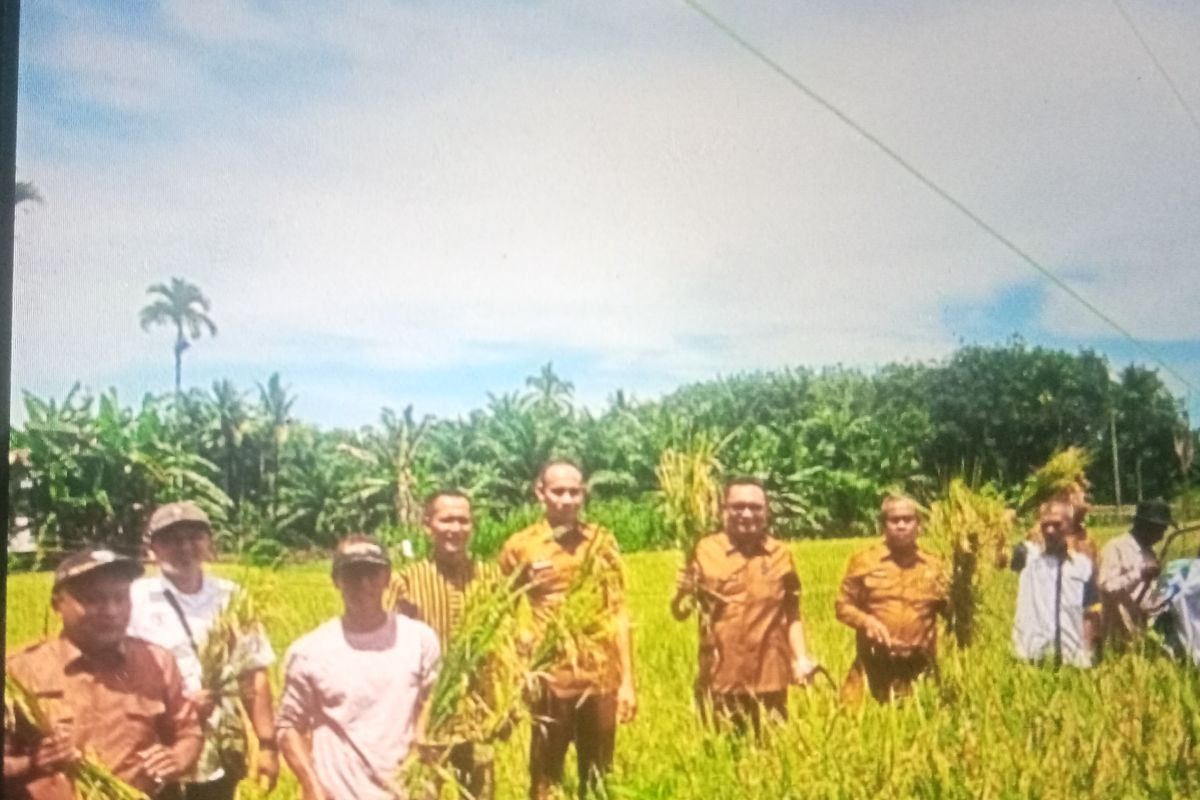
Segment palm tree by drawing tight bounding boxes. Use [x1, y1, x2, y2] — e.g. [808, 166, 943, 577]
[257, 373, 295, 520]
[139, 277, 218, 394]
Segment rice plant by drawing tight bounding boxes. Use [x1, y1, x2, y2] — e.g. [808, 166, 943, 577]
[5, 672, 149, 799]
[925, 479, 1015, 647]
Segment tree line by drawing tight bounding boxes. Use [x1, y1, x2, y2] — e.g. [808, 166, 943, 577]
[7, 340, 1197, 561]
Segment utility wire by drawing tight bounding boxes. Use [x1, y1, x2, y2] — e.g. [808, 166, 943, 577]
[1111, 0, 1200, 143]
[678, 0, 1196, 394]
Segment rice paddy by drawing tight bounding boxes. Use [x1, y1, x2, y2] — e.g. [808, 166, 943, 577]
[5, 522, 1199, 799]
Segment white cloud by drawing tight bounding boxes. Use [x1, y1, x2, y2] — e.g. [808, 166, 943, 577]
[13, 0, 1200, 424]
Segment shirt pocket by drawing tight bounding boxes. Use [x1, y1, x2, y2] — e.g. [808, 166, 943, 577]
[124, 695, 167, 728]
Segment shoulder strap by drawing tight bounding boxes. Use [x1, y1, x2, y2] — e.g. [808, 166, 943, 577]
[162, 586, 201, 656]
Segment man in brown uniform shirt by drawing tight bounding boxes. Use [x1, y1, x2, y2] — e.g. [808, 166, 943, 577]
[499, 460, 637, 800]
[5, 549, 203, 800]
[836, 495, 949, 704]
[671, 477, 818, 735]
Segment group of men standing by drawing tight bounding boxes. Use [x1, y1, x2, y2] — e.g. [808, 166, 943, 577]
[1010, 496, 1178, 668]
[5, 460, 1196, 800]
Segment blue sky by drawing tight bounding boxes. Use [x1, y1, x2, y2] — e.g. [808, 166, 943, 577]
[12, 0, 1200, 428]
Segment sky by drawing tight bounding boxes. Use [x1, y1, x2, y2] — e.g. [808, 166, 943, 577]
[11, 0, 1200, 429]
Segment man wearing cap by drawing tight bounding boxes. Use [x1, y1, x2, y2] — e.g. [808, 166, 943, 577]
[670, 477, 818, 734]
[836, 494, 948, 704]
[277, 534, 441, 800]
[1098, 499, 1173, 651]
[127, 501, 279, 800]
[1012, 501, 1101, 667]
[5, 548, 203, 799]
[389, 490, 503, 799]
[499, 460, 637, 800]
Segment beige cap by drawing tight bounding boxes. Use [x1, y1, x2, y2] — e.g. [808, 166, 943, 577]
[146, 501, 212, 540]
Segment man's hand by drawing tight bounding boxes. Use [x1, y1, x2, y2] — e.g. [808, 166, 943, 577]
[862, 616, 893, 650]
[189, 689, 217, 721]
[617, 680, 638, 724]
[1140, 561, 1162, 582]
[791, 656, 819, 687]
[31, 730, 79, 776]
[300, 785, 331, 800]
[256, 747, 280, 792]
[139, 744, 186, 785]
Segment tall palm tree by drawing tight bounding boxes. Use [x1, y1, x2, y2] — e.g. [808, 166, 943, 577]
[257, 373, 295, 520]
[139, 277, 218, 394]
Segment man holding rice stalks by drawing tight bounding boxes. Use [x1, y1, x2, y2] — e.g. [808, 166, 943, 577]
[127, 502, 279, 800]
[673, 477, 818, 734]
[835, 494, 948, 704]
[1011, 501, 1101, 668]
[1098, 499, 1172, 651]
[499, 460, 637, 800]
[277, 534, 441, 800]
[389, 490, 503, 799]
[5, 547, 203, 799]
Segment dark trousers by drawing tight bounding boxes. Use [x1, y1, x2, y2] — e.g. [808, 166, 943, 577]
[157, 774, 238, 800]
[700, 690, 788, 739]
[841, 648, 935, 705]
[448, 741, 495, 800]
[529, 692, 617, 800]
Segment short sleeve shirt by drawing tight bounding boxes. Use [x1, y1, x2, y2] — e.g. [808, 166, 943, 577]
[835, 543, 948, 656]
[5, 636, 202, 800]
[498, 521, 625, 697]
[127, 573, 275, 782]
[275, 614, 440, 800]
[390, 560, 503, 650]
[689, 531, 799, 695]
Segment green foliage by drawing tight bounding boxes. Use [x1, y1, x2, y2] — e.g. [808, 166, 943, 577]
[8, 346, 1194, 560]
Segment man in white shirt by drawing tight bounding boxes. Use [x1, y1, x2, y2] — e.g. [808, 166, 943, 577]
[1098, 499, 1172, 650]
[278, 535, 441, 800]
[127, 501, 279, 800]
[1012, 500, 1101, 668]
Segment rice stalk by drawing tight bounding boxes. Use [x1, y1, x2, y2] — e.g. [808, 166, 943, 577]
[196, 575, 277, 778]
[5, 672, 149, 799]
[655, 433, 722, 558]
[1017, 446, 1093, 516]
[926, 479, 1015, 647]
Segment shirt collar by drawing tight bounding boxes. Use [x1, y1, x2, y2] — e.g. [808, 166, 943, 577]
[539, 519, 593, 545]
[721, 531, 776, 556]
[880, 543, 926, 564]
[59, 634, 128, 672]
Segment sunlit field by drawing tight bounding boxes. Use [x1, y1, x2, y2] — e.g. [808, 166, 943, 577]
[6, 524, 1198, 799]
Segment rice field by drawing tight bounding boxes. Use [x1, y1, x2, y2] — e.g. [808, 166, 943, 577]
[6, 524, 1199, 799]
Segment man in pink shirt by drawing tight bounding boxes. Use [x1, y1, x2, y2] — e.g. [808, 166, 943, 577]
[277, 535, 440, 800]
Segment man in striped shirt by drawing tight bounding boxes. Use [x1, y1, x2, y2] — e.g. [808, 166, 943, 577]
[391, 490, 500, 799]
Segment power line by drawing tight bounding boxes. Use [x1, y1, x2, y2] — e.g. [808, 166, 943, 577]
[677, 0, 1196, 394]
[1111, 0, 1200, 143]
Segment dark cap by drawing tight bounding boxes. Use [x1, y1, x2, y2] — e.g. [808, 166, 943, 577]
[332, 536, 391, 575]
[53, 548, 143, 592]
[146, 501, 212, 540]
[1133, 499, 1172, 529]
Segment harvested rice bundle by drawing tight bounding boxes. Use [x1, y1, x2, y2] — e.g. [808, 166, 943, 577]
[398, 573, 526, 798]
[926, 479, 1015, 647]
[1018, 446, 1093, 516]
[655, 433, 723, 558]
[195, 577, 276, 781]
[5, 672, 148, 800]
[524, 531, 622, 700]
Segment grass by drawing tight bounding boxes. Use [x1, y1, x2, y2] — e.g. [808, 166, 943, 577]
[6, 522, 1199, 799]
